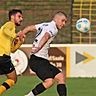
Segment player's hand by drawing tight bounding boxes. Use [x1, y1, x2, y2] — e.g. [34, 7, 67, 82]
[11, 36, 25, 53]
[17, 31, 25, 41]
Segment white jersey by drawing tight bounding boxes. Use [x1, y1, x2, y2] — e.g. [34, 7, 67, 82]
[33, 20, 58, 59]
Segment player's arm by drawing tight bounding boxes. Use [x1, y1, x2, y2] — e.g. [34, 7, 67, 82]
[22, 25, 37, 35]
[14, 25, 37, 42]
[32, 32, 51, 54]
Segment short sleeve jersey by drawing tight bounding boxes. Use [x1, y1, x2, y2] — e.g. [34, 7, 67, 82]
[33, 20, 58, 59]
[0, 21, 16, 56]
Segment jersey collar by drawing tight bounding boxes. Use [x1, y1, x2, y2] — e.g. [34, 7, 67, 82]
[51, 20, 58, 32]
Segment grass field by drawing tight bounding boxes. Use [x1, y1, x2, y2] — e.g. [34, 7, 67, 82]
[0, 76, 96, 96]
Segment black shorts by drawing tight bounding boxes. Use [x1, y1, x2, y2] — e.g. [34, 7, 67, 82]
[29, 55, 61, 81]
[0, 54, 15, 75]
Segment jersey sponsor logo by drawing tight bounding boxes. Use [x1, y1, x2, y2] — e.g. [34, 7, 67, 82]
[43, 24, 48, 26]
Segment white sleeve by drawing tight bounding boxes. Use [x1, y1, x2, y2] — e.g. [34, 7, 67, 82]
[35, 23, 57, 37]
[35, 23, 43, 30]
[43, 26, 57, 37]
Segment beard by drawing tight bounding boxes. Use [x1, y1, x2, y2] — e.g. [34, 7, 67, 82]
[15, 23, 21, 26]
[15, 21, 22, 26]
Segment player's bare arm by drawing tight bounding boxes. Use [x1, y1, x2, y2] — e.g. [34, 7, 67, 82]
[15, 25, 36, 42]
[32, 32, 51, 54]
[22, 25, 37, 35]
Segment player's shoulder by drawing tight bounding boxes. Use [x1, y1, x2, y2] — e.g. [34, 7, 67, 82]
[36, 21, 53, 28]
[3, 21, 15, 27]
[6, 21, 15, 25]
[36, 21, 57, 33]
[42, 21, 55, 29]
[43, 21, 58, 36]
[43, 21, 54, 26]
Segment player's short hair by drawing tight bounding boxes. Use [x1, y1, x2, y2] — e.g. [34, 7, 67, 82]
[9, 9, 22, 20]
[53, 11, 67, 19]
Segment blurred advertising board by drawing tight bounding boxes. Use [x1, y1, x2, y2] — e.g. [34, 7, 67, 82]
[11, 44, 66, 76]
[11, 44, 96, 77]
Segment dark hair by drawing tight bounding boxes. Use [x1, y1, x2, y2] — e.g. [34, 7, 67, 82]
[9, 9, 22, 20]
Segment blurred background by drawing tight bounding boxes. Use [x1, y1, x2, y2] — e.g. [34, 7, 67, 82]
[0, 0, 96, 96]
[0, 0, 72, 44]
[1, 0, 96, 44]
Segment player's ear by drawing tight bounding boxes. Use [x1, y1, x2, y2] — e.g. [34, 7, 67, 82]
[11, 15, 15, 20]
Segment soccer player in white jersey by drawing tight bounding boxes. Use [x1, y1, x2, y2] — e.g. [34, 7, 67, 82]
[22, 11, 67, 96]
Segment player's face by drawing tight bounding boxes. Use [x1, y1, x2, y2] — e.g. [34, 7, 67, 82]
[14, 12, 23, 26]
[56, 15, 67, 29]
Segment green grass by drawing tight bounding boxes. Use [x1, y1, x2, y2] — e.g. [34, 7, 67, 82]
[67, 78, 96, 96]
[0, 76, 96, 96]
